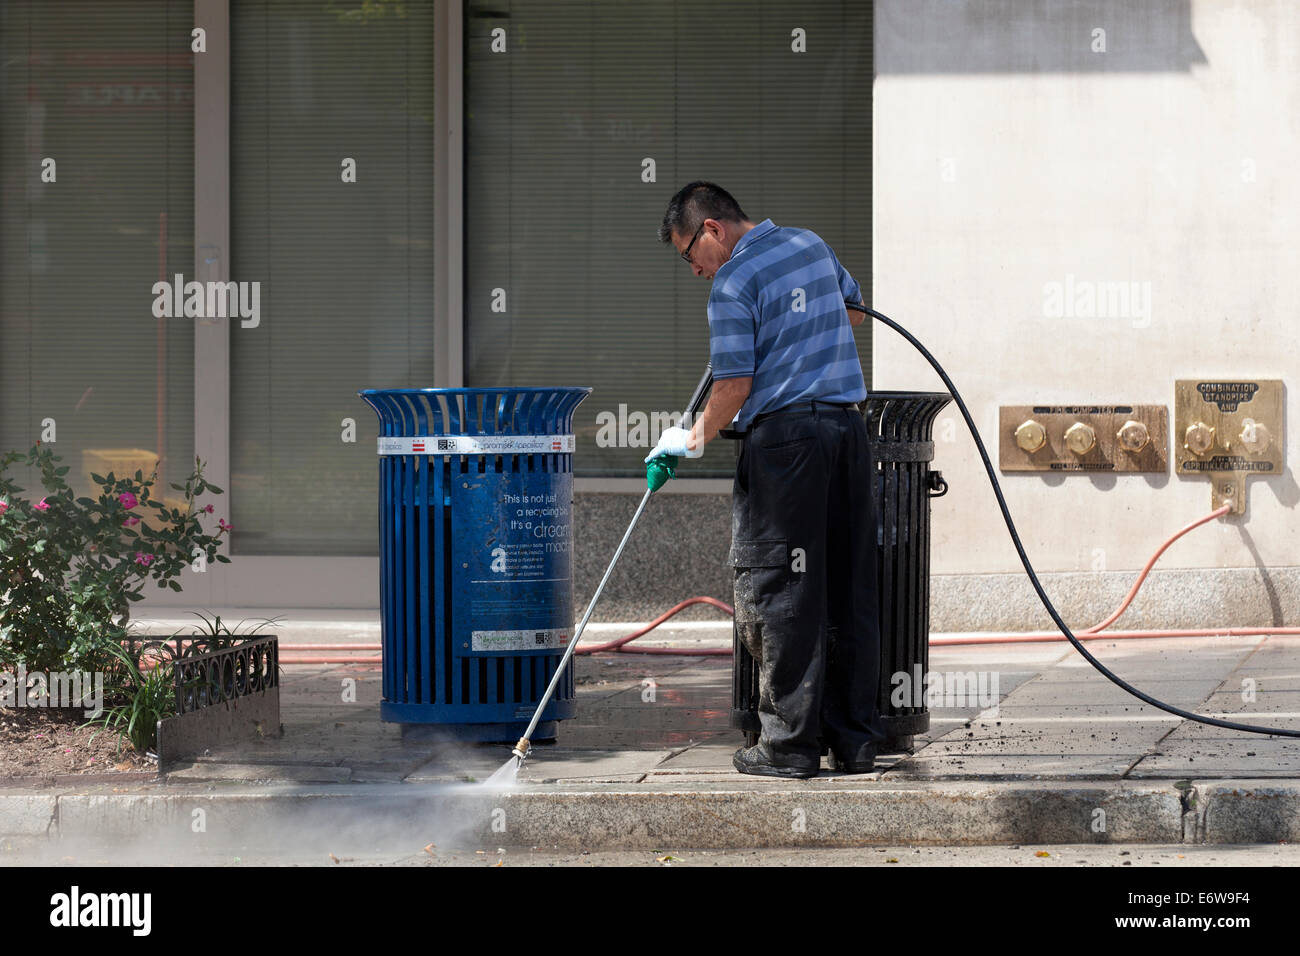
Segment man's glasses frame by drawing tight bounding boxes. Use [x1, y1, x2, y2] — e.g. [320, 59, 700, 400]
[680, 220, 707, 263]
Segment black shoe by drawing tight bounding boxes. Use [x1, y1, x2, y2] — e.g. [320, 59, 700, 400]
[828, 744, 876, 774]
[732, 742, 819, 779]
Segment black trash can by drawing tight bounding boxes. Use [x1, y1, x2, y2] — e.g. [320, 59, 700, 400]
[730, 391, 952, 755]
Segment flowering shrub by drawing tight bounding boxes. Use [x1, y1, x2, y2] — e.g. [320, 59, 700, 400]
[0, 444, 232, 673]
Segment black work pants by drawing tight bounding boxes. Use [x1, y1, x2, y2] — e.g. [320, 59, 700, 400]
[731, 403, 885, 762]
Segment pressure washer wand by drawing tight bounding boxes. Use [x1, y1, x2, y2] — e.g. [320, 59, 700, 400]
[512, 365, 714, 764]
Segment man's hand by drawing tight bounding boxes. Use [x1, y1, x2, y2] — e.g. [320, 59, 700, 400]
[645, 425, 702, 462]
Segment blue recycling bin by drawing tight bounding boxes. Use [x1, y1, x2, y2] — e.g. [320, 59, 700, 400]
[358, 387, 591, 741]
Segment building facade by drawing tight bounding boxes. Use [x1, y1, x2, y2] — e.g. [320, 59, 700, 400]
[2, 1, 1295, 630]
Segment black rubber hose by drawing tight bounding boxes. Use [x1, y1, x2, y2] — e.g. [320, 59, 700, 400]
[847, 301, 1298, 739]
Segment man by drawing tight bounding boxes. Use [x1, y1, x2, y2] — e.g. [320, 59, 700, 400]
[646, 181, 884, 778]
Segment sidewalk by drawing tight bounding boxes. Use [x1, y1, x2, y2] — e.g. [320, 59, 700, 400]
[3, 613, 1299, 856]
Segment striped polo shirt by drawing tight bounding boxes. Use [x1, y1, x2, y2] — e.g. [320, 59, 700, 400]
[707, 218, 866, 431]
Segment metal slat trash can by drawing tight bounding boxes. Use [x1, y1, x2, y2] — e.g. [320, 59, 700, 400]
[358, 387, 591, 741]
[731, 391, 951, 755]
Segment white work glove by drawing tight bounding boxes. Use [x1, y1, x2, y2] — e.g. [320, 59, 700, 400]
[644, 425, 703, 462]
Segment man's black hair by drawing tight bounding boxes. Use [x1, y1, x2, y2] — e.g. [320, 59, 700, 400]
[658, 181, 750, 244]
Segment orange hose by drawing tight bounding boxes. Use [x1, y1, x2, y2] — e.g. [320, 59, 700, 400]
[932, 627, 1300, 647]
[575, 596, 733, 655]
[1075, 503, 1232, 635]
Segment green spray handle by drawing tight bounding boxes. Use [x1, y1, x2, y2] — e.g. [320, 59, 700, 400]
[644, 363, 713, 491]
[646, 454, 678, 492]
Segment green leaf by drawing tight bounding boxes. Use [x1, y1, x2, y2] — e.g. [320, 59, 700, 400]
[206, 484, 225, 495]
[33, 539, 45, 553]
[168, 580, 182, 592]
[55, 466, 70, 476]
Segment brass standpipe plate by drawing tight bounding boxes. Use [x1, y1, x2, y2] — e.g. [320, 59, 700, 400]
[999, 405, 1168, 473]
[1174, 380, 1285, 515]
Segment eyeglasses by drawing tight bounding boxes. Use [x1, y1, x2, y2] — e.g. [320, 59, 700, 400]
[680, 221, 707, 264]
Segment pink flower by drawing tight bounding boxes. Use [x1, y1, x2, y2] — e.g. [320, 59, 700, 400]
[119, 491, 138, 510]
[203, 504, 214, 514]
[0, 499, 7, 516]
[218, 518, 233, 532]
[134, 552, 155, 567]
[123, 516, 140, 527]
[34, 497, 49, 511]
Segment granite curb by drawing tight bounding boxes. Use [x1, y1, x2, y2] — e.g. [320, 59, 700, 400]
[2, 779, 1296, 849]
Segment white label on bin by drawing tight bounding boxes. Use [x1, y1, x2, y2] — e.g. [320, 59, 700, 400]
[377, 435, 575, 455]
[472, 628, 570, 653]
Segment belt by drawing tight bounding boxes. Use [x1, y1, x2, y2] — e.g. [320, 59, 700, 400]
[719, 400, 860, 439]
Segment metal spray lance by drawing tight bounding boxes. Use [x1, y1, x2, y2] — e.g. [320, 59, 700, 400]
[512, 364, 714, 764]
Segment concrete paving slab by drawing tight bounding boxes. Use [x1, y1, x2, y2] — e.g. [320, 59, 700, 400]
[990, 702, 1179, 717]
[552, 723, 727, 750]
[929, 643, 1076, 668]
[889, 754, 1139, 780]
[1041, 662, 1235, 682]
[1200, 691, 1300, 714]
[999, 679, 1224, 707]
[1128, 729, 1300, 778]
[1159, 720, 1300, 741]
[588, 681, 732, 710]
[517, 749, 677, 783]
[166, 763, 353, 784]
[652, 741, 739, 771]
[1130, 756, 1300, 778]
[920, 719, 1173, 756]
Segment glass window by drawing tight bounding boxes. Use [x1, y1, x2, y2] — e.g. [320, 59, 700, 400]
[230, 0, 436, 555]
[464, 0, 873, 477]
[1, 1, 195, 504]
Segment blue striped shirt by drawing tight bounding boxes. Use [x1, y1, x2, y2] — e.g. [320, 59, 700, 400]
[707, 219, 865, 430]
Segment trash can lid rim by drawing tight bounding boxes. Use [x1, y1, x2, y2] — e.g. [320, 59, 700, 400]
[358, 386, 593, 396]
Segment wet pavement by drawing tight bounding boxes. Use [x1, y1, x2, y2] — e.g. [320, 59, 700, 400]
[163, 628, 1300, 786]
